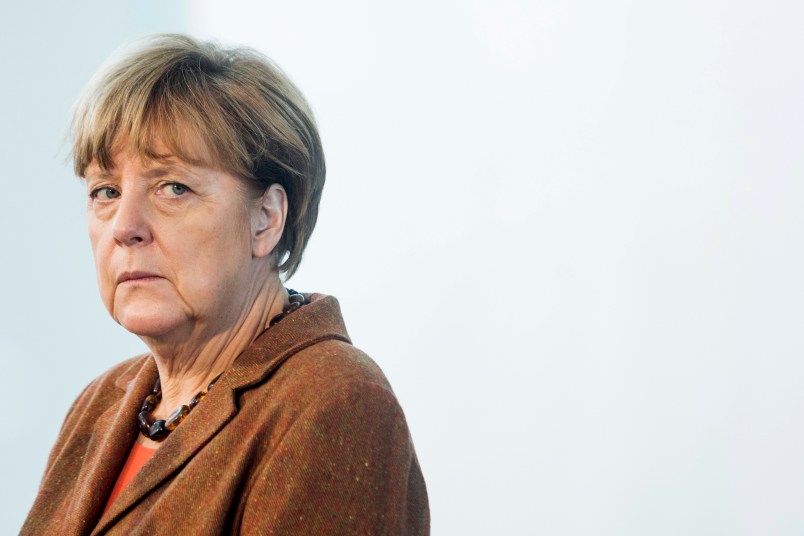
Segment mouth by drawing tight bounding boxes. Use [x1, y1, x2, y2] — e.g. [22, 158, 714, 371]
[117, 271, 164, 284]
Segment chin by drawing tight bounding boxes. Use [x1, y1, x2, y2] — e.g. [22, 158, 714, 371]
[113, 303, 188, 339]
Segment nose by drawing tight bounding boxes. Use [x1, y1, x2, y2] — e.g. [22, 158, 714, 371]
[112, 193, 153, 246]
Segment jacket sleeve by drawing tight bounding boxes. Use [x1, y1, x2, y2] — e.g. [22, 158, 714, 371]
[240, 381, 429, 535]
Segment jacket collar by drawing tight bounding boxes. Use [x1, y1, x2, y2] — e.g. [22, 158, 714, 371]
[92, 294, 350, 534]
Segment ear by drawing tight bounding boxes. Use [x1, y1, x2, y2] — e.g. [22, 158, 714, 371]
[251, 183, 287, 259]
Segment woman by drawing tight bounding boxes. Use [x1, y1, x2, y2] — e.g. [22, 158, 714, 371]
[22, 34, 428, 535]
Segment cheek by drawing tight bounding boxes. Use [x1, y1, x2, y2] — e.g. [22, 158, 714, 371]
[197, 230, 251, 279]
[199, 221, 253, 283]
[168, 218, 250, 288]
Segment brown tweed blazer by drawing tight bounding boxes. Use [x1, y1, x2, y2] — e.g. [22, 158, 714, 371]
[22, 294, 429, 535]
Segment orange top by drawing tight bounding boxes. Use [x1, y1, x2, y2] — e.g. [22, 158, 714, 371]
[103, 440, 157, 514]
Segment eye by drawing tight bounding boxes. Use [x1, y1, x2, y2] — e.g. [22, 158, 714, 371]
[89, 186, 120, 200]
[162, 182, 190, 197]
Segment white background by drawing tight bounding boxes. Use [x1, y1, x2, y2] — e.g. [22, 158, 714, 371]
[2, 1, 804, 534]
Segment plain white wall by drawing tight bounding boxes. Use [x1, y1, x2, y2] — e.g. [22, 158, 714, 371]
[3, 1, 804, 534]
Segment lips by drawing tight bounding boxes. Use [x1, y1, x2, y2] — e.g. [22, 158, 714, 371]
[117, 271, 164, 284]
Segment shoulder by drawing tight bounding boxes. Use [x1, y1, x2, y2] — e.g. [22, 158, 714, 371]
[270, 338, 398, 409]
[288, 338, 392, 388]
[240, 338, 416, 469]
[237, 340, 429, 534]
[232, 336, 408, 447]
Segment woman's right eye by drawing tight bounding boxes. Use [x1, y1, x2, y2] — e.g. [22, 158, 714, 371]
[90, 187, 121, 200]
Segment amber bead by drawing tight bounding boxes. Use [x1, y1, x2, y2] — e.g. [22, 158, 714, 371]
[150, 420, 169, 440]
[189, 390, 207, 409]
[141, 394, 158, 412]
[207, 375, 221, 390]
[165, 405, 190, 430]
[138, 412, 152, 434]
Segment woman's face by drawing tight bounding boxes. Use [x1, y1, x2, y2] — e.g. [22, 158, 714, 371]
[84, 146, 264, 341]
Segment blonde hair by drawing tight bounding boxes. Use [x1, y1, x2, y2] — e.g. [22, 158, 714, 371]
[72, 33, 325, 278]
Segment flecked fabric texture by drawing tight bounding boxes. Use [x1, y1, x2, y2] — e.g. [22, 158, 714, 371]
[22, 294, 429, 535]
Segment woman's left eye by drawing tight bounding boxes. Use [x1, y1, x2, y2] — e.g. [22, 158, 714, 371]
[163, 183, 190, 197]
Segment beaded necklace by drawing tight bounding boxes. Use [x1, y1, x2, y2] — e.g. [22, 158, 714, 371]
[137, 289, 306, 441]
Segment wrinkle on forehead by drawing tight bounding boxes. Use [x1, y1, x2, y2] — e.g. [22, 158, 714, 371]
[84, 154, 189, 182]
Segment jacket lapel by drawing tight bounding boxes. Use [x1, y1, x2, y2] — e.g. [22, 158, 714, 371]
[91, 372, 239, 534]
[90, 295, 350, 534]
[61, 358, 156, 535]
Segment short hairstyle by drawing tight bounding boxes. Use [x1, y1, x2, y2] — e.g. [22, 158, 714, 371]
[72, 33, 325, 278]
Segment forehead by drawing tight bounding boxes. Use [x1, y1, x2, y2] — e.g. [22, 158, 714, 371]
[84, 154, 192, 180]
[79, 114, 221, 173]
[83, 132, 213, 179]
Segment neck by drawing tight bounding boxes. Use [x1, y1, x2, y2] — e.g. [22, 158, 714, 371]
[143, 275, 288, 420]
